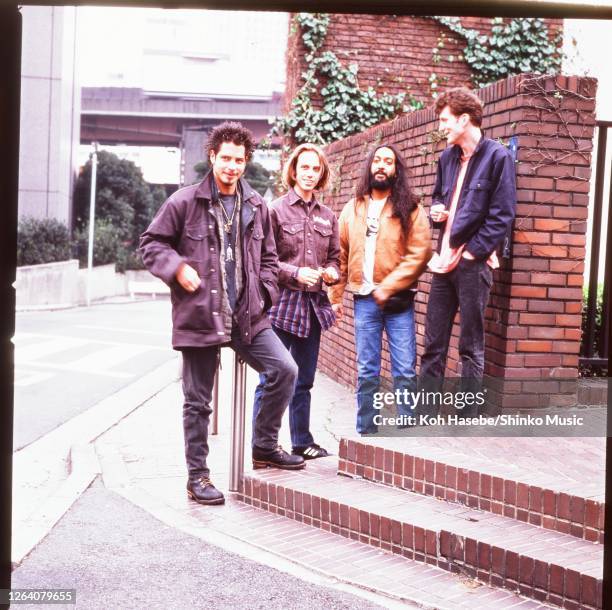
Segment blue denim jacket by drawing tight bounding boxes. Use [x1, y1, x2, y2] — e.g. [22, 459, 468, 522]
[431, 137, 516, 261]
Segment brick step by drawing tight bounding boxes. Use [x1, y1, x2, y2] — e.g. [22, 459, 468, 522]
[240, 459, 603, 610]
[338, 437, 604, 544]
[231, 500, 558, 610]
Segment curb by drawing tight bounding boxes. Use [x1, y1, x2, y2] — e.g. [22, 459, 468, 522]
[12, 356, 180, 566]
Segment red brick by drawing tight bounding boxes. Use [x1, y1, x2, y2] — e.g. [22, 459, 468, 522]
[534, 245, 568, 258]
[584, 499, 600, 529]
[555, 313, 582, 327]
[519, 312, 556, 325]
[514, 231, 550, 244]
[517, 340, 553, 352]
[504, 479, 517, 505]
[580, 574, 598, 606]
[550, 564, 565, 595]
[527, 299, 565, 312]
[552, 233, 586, 246]
[548, 287, 583, 300]
[534, 218, 569, 231]
[505, 550, 519, 582]
[528, 326, 565, 339]
[519, 555, 535, 585]
[414, 526, 425, 552]
[510, 285, 548, 298]
[530, 272, 567, 286]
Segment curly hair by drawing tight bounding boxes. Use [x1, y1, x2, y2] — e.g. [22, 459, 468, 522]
[206, 121, 256, 160]
[434, 88, 484, 127]
[356, 143, 418, 236]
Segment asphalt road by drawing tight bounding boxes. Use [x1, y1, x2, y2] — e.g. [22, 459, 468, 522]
[11, 478, 384, 610]
[13, 299, 176, 450]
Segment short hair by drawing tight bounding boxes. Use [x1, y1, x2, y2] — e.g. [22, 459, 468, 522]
[435, 88, 484, 127]
[206, 121, 255, 160]
[282, 143, 331, 191]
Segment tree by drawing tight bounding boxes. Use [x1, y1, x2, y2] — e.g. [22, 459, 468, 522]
[72, 151, 165, 270]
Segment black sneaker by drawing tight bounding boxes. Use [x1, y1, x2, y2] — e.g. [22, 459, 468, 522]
[252, 445, 305, 470]
[187, 477, 225, 505]
[292, 443, 330, 460]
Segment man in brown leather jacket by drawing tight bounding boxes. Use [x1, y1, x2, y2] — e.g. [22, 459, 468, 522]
[329, 144, 431, 434]
[140, 122, 304, 507]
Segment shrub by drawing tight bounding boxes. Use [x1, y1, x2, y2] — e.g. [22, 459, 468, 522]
[17, 216, 72, 266]
[73, 219, 130, 272]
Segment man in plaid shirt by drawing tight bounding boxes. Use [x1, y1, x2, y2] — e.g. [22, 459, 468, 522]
[252, 143, 340, 459]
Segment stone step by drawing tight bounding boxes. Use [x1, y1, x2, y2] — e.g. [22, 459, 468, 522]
[338, 436, 605, 544]
[240, 459, 603, 610]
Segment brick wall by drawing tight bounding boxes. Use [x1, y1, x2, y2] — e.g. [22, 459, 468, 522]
[284, 15, 563, 111]
[317, 74, 597, 408]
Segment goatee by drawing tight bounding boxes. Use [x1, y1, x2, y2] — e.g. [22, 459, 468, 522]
[370, 173, 395, 190]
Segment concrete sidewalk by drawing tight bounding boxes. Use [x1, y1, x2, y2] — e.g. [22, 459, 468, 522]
[12, 345, 606, 608]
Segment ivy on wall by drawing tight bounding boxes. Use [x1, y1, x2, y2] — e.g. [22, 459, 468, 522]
[273, 15, 563, 146]
[431, 17, 562, 88]
[272, 13, 422, 146]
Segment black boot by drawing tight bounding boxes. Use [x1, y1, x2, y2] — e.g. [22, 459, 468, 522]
[187, 477, 225, 505]
[252, 445, 305, 470]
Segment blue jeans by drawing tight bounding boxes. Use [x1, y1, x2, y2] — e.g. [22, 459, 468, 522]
[353, 294, 416, 434]
[253, 315, 321, 449]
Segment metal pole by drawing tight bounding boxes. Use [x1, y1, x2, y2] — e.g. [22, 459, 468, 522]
[86, 142, 98, 307]
[600, 155, 612, 360]
[229, 353, 247, 492]
[211, 368, 219, 435]
[585, 127, 607, 358]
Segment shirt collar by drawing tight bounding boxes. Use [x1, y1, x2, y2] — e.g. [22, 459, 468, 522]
[289, 187, 319, 209]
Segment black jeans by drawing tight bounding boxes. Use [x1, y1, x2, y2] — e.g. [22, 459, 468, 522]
[420, 257, 493, 380]
[181, 326, 298, 480]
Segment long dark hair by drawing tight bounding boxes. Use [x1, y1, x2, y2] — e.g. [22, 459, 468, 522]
[355, 143, 418, 235]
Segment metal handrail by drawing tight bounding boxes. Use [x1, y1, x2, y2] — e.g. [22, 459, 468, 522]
[229, 354, 247, 492]
[211, 368, 219, 435]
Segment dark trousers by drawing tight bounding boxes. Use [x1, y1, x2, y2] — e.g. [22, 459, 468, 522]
[420, 257, 493, 380]
[181, 326, 297, 481]
[252, 314, 322, 449]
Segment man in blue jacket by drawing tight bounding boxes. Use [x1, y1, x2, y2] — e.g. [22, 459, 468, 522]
[420, 88, 516, 395]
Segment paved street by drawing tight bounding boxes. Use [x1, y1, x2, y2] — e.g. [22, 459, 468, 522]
[11, 479, 385, 610]
[13, 299, 175, 450]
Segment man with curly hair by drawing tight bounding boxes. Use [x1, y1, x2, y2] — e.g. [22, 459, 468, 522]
[141, 121, 304, 507]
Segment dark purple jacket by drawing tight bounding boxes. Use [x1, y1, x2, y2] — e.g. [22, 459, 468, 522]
[140, 174, 279, 349]
[269, 188, 340, 292]
[432, 137, 516, 261]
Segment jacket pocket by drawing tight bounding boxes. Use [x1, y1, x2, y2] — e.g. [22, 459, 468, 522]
[279, 223, 303, 258]
[180, 222, 214, 260]
[313, 223, 332, 262]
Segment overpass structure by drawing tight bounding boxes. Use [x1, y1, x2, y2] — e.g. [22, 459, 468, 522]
[80, 87, 282, 185]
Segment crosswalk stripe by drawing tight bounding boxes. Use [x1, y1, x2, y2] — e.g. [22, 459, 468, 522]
[77, 325, 171, 337]
[18, 361, 134, 379]
[14, 332, 168, 351]
[14, 338, 88, 362]
[65, 343, 153, 374]
[14, 371, 55, 387]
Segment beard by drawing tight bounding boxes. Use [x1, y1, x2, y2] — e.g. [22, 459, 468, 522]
[369, 172, 395, 191]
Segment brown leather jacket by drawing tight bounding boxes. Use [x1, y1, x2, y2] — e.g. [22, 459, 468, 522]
[328, 197, 432, 305]
[269, 188, 340, 292]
